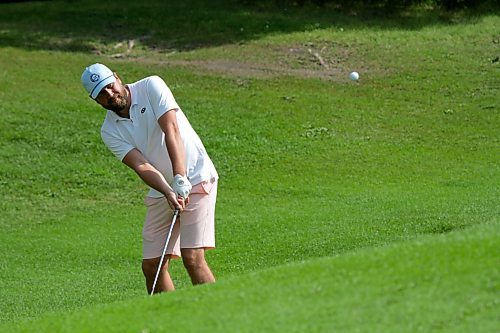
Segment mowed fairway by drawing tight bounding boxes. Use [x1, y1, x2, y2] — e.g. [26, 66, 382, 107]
[0, 1, 498, 332]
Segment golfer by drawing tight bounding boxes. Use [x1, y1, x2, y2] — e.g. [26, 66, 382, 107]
[81, 63, 218, 294]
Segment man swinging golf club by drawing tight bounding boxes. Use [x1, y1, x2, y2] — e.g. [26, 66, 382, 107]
[81, 63, 218, 294]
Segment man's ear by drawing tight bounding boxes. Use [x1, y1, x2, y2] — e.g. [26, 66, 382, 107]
[114, 72, 122, 84]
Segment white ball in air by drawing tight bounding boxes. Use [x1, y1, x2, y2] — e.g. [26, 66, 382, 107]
[349, 71, 359, 81]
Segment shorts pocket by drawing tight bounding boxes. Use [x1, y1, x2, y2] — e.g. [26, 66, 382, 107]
[190, 178, 217, 195]
[144, 196, 164, 207]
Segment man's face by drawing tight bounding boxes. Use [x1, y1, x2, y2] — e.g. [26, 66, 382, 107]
[94, 75, 128, 113]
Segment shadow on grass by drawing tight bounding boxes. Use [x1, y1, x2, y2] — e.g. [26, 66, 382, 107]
[0, 0, 496, 54]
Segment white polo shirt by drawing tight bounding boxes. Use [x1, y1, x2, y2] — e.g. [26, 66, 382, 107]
[101, 75, 218, 198]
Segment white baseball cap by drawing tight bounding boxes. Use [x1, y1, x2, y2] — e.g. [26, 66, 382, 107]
[81, 63, 116, 99]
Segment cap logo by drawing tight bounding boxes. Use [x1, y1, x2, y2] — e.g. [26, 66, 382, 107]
[90, 74, 100, 82]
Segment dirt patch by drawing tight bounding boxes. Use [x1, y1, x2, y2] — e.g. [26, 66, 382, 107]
[126, 41, 359, 81]
[158, 59, 343, 79]
[276, 41, 353, 70]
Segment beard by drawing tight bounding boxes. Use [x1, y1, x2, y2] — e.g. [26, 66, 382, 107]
[107, 94, 128, 113]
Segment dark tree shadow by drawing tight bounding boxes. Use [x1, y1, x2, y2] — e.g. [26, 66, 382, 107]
[0, 0, 497, 53]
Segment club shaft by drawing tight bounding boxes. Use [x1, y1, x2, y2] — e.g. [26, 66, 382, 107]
[150, 209, 179, 296]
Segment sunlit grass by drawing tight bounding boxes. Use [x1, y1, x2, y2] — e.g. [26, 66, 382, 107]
[0, 1, 498, 331]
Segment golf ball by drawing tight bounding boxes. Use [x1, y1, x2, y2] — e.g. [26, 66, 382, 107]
[349, 71, 359, 81]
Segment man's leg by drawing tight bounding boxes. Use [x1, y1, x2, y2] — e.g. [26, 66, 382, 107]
[142, 256, 175, 294]
[142, 196, 181, 294]
[181, 248, 215, 285]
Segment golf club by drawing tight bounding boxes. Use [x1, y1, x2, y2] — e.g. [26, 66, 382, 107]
[150, 208, 180, 296]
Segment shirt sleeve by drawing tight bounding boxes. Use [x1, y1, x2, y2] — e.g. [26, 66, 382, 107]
[101, 127, 135, 162]
[146, 76, 180, 120]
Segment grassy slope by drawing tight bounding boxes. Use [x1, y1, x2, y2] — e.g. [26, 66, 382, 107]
[0, 0, 499, 331]
[4, 222, 499, 333]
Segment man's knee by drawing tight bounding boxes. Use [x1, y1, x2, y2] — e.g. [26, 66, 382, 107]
[142, 257, 169, 275]
[181, 249, 206, 271]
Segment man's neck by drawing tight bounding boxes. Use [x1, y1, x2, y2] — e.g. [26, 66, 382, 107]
[115, 109, 130, 118]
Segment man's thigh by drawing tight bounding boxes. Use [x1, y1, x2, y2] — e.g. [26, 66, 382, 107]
[179, 179, 218, 250]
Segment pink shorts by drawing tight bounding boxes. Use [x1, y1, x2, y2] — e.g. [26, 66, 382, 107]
[142, 179, 218, 259]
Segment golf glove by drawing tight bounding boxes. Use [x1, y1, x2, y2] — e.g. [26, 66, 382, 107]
[172, 174, 192, 199]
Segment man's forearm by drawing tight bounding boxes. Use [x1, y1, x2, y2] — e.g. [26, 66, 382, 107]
[134, 163, 174, 196]
[158, 110, 186, 177]
[164, 125, 186, 177]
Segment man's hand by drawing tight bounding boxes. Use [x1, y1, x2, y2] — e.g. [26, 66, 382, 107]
[172, 174, 192, 200]
[122, 149, 186, 211]
[165, 190, 185, 211]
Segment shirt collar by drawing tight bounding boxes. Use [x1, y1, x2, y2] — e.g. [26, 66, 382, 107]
[128, 84, 139, 107]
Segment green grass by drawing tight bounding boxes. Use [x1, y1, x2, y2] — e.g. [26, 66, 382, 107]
[3, 222, 499, 332]
[0, 0, 498, 331]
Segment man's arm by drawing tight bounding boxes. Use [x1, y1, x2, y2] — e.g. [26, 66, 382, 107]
[122, 148, 183, 210]
[158, 109, 185, 176]
[157, 110, 192, 202]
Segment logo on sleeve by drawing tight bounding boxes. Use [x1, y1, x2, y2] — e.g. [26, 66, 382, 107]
[141, 107, 146, 114]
